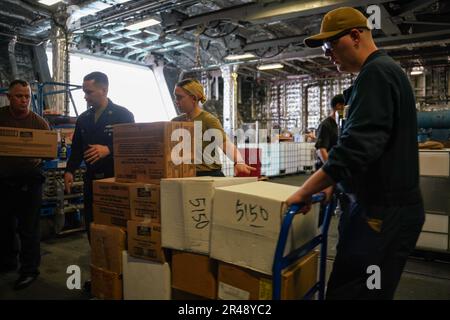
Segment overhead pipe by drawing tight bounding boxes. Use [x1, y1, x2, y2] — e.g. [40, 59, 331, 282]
[0, 11, 32, 23]
[74, 0, 198, 32]
[2, 0, 51, 18]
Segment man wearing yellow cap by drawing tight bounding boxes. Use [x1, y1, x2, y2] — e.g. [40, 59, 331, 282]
[287, 7, 424, 299]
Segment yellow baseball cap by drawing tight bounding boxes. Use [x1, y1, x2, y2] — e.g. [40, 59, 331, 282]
[304, 7, 370, 48]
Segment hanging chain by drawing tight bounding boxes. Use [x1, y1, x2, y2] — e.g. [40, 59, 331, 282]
[194, 24, 206, 68]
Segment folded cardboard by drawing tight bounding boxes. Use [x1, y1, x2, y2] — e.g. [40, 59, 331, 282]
[218, 251, 318, 300]
[91, 264, 123, 300]
[113, 122, 196, 183]
[122, 251, 171, 300]
[0, 126, 57, 158]
[93, 178, 160, 222]
[127, 220, 166, 263]
[161, 177, 258, 254]
[90, 223, 126, 274]
[171, 251, 217, 299]
[210, 181, 319, 275]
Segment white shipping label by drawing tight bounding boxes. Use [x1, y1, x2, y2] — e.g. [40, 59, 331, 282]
[218, 282, 250, 300]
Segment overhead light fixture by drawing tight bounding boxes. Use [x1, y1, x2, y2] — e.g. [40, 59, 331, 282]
[126, 17, 161, 30]
[224, 53, 256, 61]
[257, 63, 284, 70]
[38, 0, 62, 5]
[410, 66, 424, 75]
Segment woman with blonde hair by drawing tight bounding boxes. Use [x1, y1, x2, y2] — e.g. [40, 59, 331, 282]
[172, 78, 254, 177]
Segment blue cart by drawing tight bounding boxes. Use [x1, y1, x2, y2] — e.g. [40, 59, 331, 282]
[272, 193, 337, 300]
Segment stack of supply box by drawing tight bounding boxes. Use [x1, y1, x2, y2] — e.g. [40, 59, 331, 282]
[161, 176, 258, 299]
[90, 122, 195, 299]
[210, 181, 321, 300]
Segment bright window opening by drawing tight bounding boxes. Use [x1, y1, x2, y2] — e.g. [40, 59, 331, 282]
[46, 50, 176, 122]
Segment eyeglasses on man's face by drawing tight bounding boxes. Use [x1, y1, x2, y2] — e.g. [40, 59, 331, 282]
[321, 28, 365, 53]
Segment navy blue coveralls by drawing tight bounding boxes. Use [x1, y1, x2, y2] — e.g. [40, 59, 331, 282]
[65, 99, 134, 240]
[322, 51, 425, 299]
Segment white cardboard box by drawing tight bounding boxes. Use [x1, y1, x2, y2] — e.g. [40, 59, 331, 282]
[419, 150, 450, 177]
[122, 251, 171, 300]
[161, 177, 257, 254]
[416, 232, 448, 251]
[422, 213, 449, 233]
[210, 181, 319, 275]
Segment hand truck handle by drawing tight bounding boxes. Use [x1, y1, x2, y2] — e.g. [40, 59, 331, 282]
[287, 192, 326, 215]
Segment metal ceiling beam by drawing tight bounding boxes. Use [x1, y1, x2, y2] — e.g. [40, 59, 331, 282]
[243, 35, 307, 52]
[378, 4, 401, 36]
[241, 66, 275, 79]
[154, 43, 192, 53]
[304, 57, 336, 72]
[376, 28, 450, 47]
[262, 29, 450, 62]
[269, 68, 290, 76]
[396, 0, 438, 18]
[3, 0, 51, 18]
[167, 0, 393, 32]
[401, 20, 450, 27]
[282, 61, 313, 74]
[263, 48, 323, 62]
[125, 41, 183, 59]
[75, 0, 198, 32]
[0, 11, 32, 23]
[0, 22, 14, 30]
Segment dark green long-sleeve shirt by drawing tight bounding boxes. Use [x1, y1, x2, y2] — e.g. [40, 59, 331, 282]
[322, 50, 422, 206]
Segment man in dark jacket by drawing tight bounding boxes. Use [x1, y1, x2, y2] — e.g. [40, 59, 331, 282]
[315, 94, 345, 170]
[287, 7, 424, 299]
[64, 72, 134, 241]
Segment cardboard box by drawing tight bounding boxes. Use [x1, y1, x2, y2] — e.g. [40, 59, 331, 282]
[93, 204, 128, 230]
[113, 122, 196, 183]
[0, 126, 57, 158]
[93, 178, 160, 222]
[91, 264, 123, 300]
[172, 251, 217, 299]
[172, 289, 209, 300]
[218, 251, 318, 300]
[210, 181, 319, 275]
[161, 177, 258, 254]
[122, 251, 171, 300]
[419, 150, 450, 177]
[127, 220, 166, 263]
[90, 223, 126, 274]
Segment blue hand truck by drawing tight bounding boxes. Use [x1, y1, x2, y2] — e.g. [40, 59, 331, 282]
[272, 192, 337, 300]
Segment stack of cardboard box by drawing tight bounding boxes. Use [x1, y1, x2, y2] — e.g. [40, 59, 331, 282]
[210, 181, 321, 300]
[90, 223, 125, 300]
[89, 121, 320, 300]
[90, 122, 195, 300]
[160, 176, 258, 299]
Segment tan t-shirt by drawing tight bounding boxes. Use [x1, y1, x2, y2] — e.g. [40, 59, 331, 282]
[0, 106, 50, 178]
[172, 110, 226, 172]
